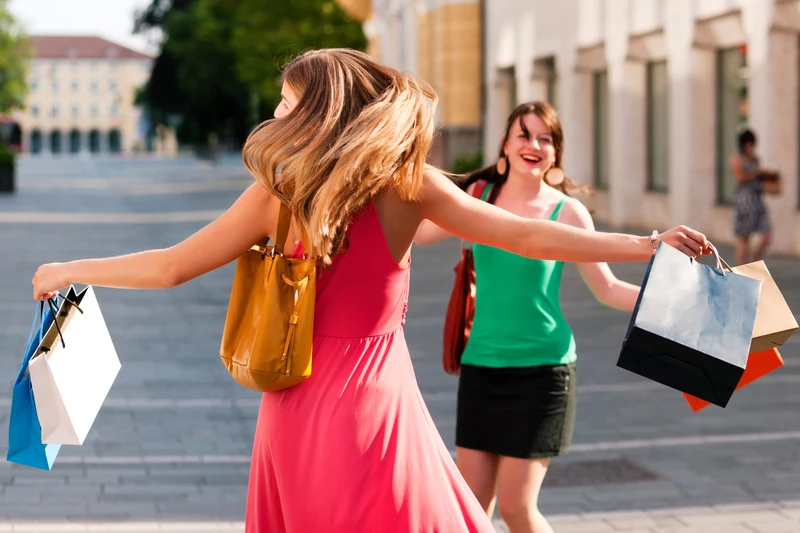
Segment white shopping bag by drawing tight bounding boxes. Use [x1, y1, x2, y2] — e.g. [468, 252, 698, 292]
[28, 285, 121, 445]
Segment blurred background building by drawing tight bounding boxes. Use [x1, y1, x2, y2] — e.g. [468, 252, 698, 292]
[13, 35, 155, 155]
[336, 0, 482, 171]
[342, 0, 800, 254]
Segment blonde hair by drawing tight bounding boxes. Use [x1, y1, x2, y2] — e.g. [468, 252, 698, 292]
[243, 48, 437, 266]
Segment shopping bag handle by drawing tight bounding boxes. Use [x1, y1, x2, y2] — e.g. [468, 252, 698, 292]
[691, 242, 731, 276]
[717, 254, 734, 273]
[41, 292, 84, 351]
[24, 298, 58, 353]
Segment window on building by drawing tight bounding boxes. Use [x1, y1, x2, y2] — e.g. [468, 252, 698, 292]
[30, 79, 38, 92]
[108, 129, 122, 153]
[647, 61, 669, 192]
[50, 130, 62, 154]
[91, 105, 99, 118]
[69, 129, 81, 153]
[31, 105, 39, 117]
[71, 80, 79, 92]
[91, 81, 98, 93]
[30, 130, 43, 154]
[593, 70, 610, 190]
[545, 58, 558, 111]
[110, 104, 119, 117]
[533, 57, 558, 112]
[51, 105, 59, 118]
[498, 66, 517, 109]
[716, 46, 748, 205]
[72, 105, 79, 119]
[89, 129, 101, 153]
[90, 61, 98, 71]
[110, 79, 118, 91]
[51, 80, 58, 93]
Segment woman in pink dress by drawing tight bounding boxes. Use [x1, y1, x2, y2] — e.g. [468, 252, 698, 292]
[32, 49, 709, 532]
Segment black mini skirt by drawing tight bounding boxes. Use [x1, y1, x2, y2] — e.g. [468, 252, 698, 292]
[455, 363, 577, 459]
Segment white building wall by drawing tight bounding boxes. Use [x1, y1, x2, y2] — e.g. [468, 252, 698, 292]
[483, 0, 800, 255]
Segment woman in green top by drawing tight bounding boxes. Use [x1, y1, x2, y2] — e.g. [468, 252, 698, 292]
[415, 102, 641, 533]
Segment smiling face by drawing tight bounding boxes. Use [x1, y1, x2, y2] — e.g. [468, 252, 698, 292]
[502, 112, 556, 180]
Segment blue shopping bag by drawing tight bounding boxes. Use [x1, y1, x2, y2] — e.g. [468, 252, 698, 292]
[6, 299, 62, 470]
[617, 243, 762, 408]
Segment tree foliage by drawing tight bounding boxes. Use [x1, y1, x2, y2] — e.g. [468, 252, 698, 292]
[0, 0, 31, 114]
[135, 0, 366, 147]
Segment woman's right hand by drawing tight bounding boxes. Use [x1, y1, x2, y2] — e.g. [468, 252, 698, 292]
[654, 226, 709, 259]
[32, 262, 69, 301]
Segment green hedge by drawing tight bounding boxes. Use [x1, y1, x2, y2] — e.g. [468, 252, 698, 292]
[0, 144, 15, 170]
[452, 151, 483, 175]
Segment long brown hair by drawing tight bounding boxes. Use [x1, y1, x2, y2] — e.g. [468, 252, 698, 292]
[243, 49, 437, 266]
[463, 101, 592, 198]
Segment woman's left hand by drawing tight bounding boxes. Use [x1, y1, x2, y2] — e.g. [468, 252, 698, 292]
[32, 262, 69, 301]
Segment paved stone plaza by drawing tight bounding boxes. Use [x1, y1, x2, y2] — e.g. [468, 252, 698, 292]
[0, 156, 798, 532]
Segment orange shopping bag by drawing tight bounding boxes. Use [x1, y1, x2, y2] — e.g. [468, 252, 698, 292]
[682, 348, 784, 412]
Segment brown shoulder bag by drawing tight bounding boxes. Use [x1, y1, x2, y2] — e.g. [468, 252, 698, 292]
[220, 202, 317, 392]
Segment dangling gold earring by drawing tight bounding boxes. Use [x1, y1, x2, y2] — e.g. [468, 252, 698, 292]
[496, 155, 508, 175]
[545, 167, 565, 186]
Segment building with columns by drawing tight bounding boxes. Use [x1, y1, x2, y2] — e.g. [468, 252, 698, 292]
[14, 36, 153, 156]
[341, 0, 800, 255]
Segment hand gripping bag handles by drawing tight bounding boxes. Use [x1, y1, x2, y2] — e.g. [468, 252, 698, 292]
[442, 180, 491, 375]
[220, 201, 316, 392]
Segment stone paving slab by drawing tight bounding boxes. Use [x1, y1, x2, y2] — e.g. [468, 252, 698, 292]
[5, 501, 800, 533]
[1, 157, 799, 531]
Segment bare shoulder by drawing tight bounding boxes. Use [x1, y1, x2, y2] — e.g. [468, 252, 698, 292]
[237, 180, 281, 239]
[376, 183, 423, 224]
[422, 164, 451, 191]
[421, 164, 476, 199]
[557, 196, 595, 229]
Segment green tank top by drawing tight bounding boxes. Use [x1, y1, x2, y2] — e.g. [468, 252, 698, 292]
[460, 184, 577, 368]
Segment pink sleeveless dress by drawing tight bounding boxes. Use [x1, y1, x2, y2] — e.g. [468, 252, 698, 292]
[245, 203, 494, 532]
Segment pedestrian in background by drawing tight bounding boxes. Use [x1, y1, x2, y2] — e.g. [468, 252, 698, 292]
[730, 128, 778, 265]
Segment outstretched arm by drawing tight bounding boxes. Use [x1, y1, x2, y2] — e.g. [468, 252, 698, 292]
[33, 182, 277, 299]
[557, 198, 640, 311]
[417, 167, 708, 263]
[414, 219, 454, 245]
[414, 182, 483, 245]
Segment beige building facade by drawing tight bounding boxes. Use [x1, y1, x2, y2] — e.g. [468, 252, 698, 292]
[14, 36, 153, 155]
